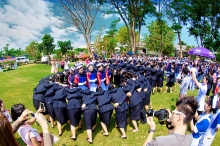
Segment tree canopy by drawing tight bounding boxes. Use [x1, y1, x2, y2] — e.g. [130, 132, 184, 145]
[144, 20, 176, 56]
[57, 40, 72, 56]
[97, 0, 156, 54]
[25, 42, 39, 61]
[37, 34, 56, 62]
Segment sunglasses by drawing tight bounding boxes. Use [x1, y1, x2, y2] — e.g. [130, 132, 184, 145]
[172, 110, 186, 118]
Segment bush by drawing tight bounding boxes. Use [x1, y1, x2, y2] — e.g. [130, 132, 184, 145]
[216, 52, 220, 62]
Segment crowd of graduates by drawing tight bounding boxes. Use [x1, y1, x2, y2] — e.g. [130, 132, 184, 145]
[30, 55, 220, 145]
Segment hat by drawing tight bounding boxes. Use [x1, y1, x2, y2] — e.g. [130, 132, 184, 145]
[70, 66, 75, 71]
[78, 62, 84, 66]
[103, 63, 108, 67]
[217, 75, 220, 79]
[96, 63, 103, 67]
[87, 62, 94, 68]
[76, 65, 83, 69]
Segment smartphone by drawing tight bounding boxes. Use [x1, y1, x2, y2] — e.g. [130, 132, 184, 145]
[40, 102, 46, 112]
[30, 113, 36, 117]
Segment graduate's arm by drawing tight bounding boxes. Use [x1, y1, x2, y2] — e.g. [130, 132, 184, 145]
[191, 72, 201, 88]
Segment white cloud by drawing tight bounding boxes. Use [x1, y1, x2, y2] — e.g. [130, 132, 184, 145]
[91, 30, 100, 36]
[101, 13, 113, 19]
[0, 0, 82, 50]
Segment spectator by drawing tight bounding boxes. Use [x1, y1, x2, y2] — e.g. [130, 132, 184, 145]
[207, 71, 214, 97]
[189, 63, 197, 91]
[0, 101, 52, 146]
[203, 97, 220, 145]
[60, 59, 64, 71]
[191, 71, 209, 115]
[0, 112, 20, 146]
[64, 58, 70, 70]
[179, 67, 190, 100]
[11, 104, 46, 146]
[143, 96, 199, 146]
[190, 98, 212, 146]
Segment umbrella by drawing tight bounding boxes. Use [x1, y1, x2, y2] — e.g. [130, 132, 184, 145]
[127, 51, 134, 55]
[188, 47, 215, 58]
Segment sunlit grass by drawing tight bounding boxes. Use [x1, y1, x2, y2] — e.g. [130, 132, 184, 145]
[0, 64, 219, 146]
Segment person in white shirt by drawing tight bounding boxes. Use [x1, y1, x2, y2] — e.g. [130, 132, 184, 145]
[191, 71, 209, 115]
[64, 58, 70, 70]
[190, 64, 198, 91]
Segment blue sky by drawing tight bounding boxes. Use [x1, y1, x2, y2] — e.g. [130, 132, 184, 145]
[0, 0, 197, 50]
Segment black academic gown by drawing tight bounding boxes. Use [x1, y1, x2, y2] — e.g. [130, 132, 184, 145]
[66, 87, 82, 126]
[81, 90, 97, 129]
[93, 90, 114, 124]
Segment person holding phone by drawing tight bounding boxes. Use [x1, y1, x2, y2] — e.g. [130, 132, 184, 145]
[0, 107, 53, 146]
[11, 103, 49, 146]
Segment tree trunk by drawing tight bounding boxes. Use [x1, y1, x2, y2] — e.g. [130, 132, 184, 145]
[131, 18, 136, 54]
[158, 50, 162, 58]
[85, 36, 92, 58]
[47, 54, 50, 66]
[178, 32, 182, 58]
[133, 31, 137, 54]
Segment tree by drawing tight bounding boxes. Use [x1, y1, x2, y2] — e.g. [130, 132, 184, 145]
[175, 0, 220, 52]
[4, 48, 16, 56]
[144, 20, 176, 57]
[25, 42, 39, 61]
[15, 48, 25, 57]
[160, 0, 188, 58]
[59, 0, 100, 57]
[115, 26, 130, 46]
[98, 0, 156, 54]
[3, 44, 9, 51]
[95, 19, 120, 56]
[57, 40, 72, 56]
[37, 34, 56, 64]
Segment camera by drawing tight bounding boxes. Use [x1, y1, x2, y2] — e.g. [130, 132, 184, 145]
[146, 109, 169, 124]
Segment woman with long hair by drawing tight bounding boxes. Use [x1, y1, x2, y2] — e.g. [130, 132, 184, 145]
[0, 113, 19, 146]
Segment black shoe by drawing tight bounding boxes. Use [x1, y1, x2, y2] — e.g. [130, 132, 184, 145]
[102, 133, 109, 137]
[59, 132, 62, 136]
[70, 136, 77, 141]
[86, 138, 93, 144]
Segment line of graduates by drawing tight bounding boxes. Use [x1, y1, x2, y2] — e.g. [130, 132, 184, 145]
[32, 60, 155, 144]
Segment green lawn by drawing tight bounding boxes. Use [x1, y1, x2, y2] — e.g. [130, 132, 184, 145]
[0, 64, 219, 146]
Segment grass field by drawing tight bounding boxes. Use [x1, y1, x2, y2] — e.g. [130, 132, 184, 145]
[0, 64, 219, 146]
